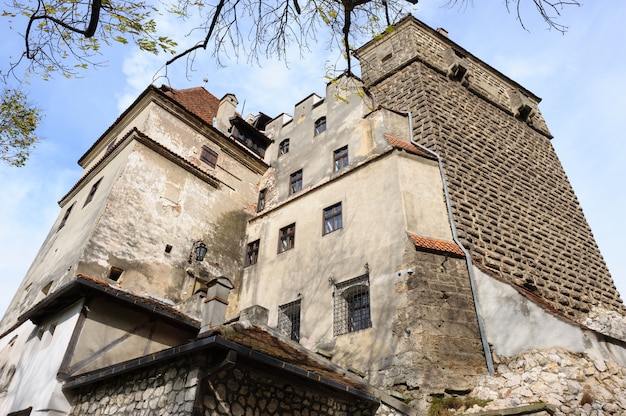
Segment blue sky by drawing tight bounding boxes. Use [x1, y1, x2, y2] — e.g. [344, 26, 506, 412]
[0, 1, 624, 318]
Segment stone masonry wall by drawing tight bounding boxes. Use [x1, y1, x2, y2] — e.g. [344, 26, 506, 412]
[385, 243, 486, 410]
[68, 354, 203, 415]
[202, 365, 378, 416]
[463, 348, 626, 416]
[360, 20, 624, 326]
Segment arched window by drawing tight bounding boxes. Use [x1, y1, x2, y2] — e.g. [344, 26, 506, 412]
[314, 117, 327, 135]
[279, 138, 290, 156]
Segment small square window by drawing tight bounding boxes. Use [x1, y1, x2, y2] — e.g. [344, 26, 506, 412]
[245, 240, 260, 266]
[83, 177, 103, 207]
[278, 299, 301, 341]
[278, 223, 295, 253]
[289, 170, 303, 195]
[314, 117, 327, 135]
[58, 202, 75, 230]
[333, 274, 371, 336]
[333, 146, 348, 172]
[200, 146, 218, 168]
[323, 202, 342, 235]
[257, 189, 267, 212]
[279, 139, 290, 156]
[108, 267, 124, 282]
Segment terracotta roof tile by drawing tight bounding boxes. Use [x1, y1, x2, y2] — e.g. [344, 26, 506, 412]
[160, 85, 220, 125]
[385, 134, 437, 160]
[407, 233, 465, 257]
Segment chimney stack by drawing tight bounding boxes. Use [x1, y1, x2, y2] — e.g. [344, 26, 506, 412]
[199, 276, 234, 334]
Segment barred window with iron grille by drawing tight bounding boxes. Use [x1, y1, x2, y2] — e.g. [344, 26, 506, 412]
[333, 274, 371, 336]
[278, 299, 301, 341]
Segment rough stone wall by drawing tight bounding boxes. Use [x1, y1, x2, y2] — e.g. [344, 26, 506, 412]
[385, 244, 486, 409]
[463, 348, 626, 416]
[359, 19, 624, 325]
[68, 355, 203, 415]
[68, 353, 385, 416]
[202, 365, 378, 416]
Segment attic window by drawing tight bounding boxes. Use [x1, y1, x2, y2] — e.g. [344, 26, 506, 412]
[83, 177, 103, 207]
[200, 146, 218, 168]
[108, 267, 124, 282]
[314, 117, 327, 136]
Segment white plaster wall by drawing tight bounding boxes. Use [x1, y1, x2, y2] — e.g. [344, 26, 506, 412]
[474, 266, 626, 366]
[0, 301, 83, 415]
[241, 153, 435, 376]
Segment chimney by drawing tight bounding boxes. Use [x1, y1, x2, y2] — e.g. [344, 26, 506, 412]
[199, 276, 234, 333]
[214, 94, 238, 135]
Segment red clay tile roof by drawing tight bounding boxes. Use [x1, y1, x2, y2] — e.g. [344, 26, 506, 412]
[385, 134, 437, 160]
[160, 85, 220, 125]
[407, 233, 465, 257]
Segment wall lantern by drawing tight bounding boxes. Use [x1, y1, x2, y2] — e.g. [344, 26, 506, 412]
[191, 241, 208, 263]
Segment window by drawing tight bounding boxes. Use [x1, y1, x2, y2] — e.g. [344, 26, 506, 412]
[200, 146, 218, 168]
[279, 139, 290, 156]
[58, 202, 75, 230]
[314, 117, 327, 135]
[83, 177, 103, 207]
[245, 240, 260, 266]
[323, 203, 342, 235]
[289, 170, 303, 195]
[257, 189, 267, 212]
[278, 299, 301, 341]
[108, 267, 124, 282]
[333, 274, 371, 336]
[278, 223, 295, 253]
[333, 146, 348, 172]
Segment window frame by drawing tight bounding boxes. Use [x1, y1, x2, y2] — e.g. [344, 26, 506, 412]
[278, 139, 290, 156]
[323, 202, 343, 235]
[245, 239, 260, 267]
[200, 146, 218, 168]
[257, 188, 267, 212]
[289, 170, 303, 195]
[83, 177, 103, 208]
[58, 202, 75, 230]
[278, 299, 301, 341]
[333, 145, 349, 172]
[314, 117, 327, 136]
[278, 223, 296, 253]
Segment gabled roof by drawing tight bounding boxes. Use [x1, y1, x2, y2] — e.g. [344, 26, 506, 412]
[408, 233, 465, 258]
[160, 85, 220, 125]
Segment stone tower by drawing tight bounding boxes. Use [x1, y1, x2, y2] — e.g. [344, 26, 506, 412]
[356, 16, 624, 327]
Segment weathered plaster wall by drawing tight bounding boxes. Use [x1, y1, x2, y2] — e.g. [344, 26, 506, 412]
[474, 267, 626, 366]
[0, 145, 131, 331]
[77, 140, 255, 306]
[0, 301, 83, 415]
[357, 17, 625, 329]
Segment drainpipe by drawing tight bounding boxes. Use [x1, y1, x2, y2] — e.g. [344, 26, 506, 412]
[405, 111, 495, 376]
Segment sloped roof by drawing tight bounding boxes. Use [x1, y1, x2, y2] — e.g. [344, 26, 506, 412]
[408, 232, 465, 258]
[160, 85, 220, 125]
[385, 134, 437, 160]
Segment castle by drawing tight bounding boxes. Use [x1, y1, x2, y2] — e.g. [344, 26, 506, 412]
[0, 16, 625, 416]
